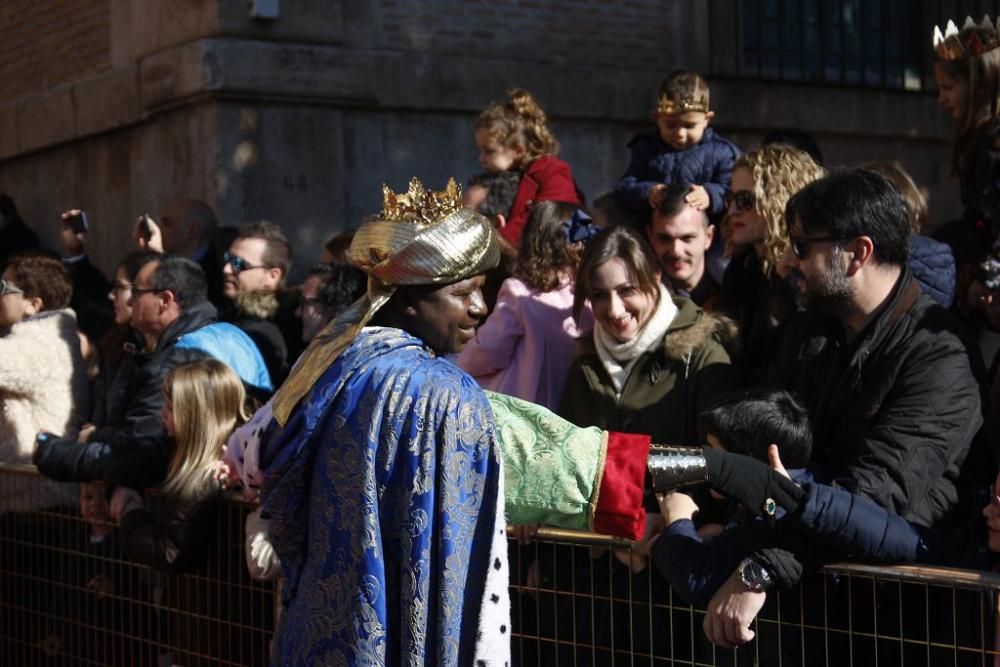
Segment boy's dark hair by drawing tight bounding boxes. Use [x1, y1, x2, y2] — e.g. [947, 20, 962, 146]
[784, 168, 912, 266]
[236, 221, 292, 279]
[307, 261, 366, 320]
[657, 70, 711, 110]
[699, 388, 812, 469]
[149, 255, 208, 309]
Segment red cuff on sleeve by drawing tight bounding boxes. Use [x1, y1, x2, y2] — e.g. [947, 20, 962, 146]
[593, 431, 651, 540]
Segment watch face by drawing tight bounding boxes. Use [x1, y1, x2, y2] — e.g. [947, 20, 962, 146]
[739, 559, 771, 591]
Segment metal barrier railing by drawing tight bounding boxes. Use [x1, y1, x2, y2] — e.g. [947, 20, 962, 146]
[508, 527, 1000, 666]
[2, 463, 999, 666]
[0, 463, 276, 667]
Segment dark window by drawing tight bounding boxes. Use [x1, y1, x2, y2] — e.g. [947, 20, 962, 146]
[712, 0, 1000, 91]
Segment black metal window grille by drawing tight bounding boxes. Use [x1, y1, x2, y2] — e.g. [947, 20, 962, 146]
[712, 0, 1000, 91]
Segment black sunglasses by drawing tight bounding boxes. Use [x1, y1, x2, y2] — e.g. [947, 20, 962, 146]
[725, 189, 757, 213]
[223, 251, 271, 274]
[789, 234, 845, 260]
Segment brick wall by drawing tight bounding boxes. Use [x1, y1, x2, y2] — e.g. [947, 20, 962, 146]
[378, 0, 680, 70]
[0, 0, 111, 100]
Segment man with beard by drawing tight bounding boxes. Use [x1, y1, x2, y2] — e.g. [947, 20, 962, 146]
[701, 167, 985, 646]
[646, 184, 718, 308]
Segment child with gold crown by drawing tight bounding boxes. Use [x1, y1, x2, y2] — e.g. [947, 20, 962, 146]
[615, 69, 742, 229]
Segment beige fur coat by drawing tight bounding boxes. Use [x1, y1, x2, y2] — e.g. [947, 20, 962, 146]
[0, 309, 89, 511]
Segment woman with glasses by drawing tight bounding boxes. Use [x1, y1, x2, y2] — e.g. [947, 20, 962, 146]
[717, 144, 825, 384]
[0, 252, 89, 511]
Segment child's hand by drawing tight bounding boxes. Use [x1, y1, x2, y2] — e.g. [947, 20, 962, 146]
[109, 487, 144, 522]
[648, 184, 668, 208]
[464, 184, 489, 211]
[685, 185, 711, 210]
[512, 523, 540, 546]
[657, 491, 699, 526]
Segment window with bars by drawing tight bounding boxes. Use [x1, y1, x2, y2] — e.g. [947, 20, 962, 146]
[711, 0, 1000, 91]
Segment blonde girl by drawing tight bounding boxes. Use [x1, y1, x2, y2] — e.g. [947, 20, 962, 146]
[109, 359, 249, 571]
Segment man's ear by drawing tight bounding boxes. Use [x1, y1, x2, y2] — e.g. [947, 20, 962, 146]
[267, 267, 284, 288]
[847, 235, 875, 273]
[704, 222, 715, 247]
[159, 289, 178, 312]
[704, 110, 715, 124]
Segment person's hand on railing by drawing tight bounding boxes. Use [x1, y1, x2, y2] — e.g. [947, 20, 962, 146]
[703, 568, 767, 648]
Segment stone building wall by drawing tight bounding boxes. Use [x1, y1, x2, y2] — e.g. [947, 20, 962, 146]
[0, 0, 958, 278]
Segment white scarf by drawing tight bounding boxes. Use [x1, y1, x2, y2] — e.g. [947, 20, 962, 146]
[593, 284, 677, 394]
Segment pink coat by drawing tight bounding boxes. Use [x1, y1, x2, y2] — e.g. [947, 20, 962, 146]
[457, 276, 592, 410]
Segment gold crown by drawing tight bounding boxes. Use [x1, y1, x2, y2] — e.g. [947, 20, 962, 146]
[656, 93, 709, 116]
[933, 15, 1000, 61]
[380, 177, 463, 225]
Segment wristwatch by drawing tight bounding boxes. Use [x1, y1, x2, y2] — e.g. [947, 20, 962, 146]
[737, 557, 774, 592]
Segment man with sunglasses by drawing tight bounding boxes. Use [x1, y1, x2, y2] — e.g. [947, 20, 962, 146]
[221, 221, 298, 385]
[702, 168, 986, 647]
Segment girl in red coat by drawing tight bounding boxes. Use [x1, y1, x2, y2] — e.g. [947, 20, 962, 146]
[471, 88, 585, 247]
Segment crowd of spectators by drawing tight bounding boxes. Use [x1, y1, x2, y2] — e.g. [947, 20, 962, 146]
[4, 16, 1000, 661]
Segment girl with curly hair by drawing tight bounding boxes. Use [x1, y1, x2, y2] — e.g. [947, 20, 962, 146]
[717, 144, 824, 383]
[470, 88, 586, 247]
[457, 201, 593, 409]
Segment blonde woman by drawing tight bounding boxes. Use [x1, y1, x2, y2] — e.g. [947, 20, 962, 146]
[109, 359, 249, 572]
[717, 144, 824, 383]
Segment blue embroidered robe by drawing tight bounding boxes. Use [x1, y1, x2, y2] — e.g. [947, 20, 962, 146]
[259, 327, 503, 666]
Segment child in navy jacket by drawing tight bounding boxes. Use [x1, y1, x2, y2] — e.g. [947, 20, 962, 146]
[616, 70, 741, 225]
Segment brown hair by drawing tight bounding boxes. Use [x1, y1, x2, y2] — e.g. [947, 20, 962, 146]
[512, 201, 584, 292]
[236, 221, 292, 280]
[657, 69, 711, 112]
[860, 161, 928, 233]
[474, 88, 559, 165]
[574, 226, 661, 321]
[7, 252, 72, 311]
[935, 39, 1000, 175]
[732, 145, 825, 275]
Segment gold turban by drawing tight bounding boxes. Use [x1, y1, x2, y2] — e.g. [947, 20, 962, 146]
[272, 177, 501, 425]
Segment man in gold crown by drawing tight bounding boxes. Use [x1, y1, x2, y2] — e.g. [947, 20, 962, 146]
[253, 178, 715, 666]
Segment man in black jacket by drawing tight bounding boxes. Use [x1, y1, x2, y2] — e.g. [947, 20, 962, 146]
[33, 256, 270, 485]
[703, 168, 985, 647]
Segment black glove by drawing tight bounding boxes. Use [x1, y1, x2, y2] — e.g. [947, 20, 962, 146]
[703, 447, 805, 516]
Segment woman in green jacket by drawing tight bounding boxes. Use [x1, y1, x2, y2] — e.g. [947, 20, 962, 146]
[560, 225, 737, 447]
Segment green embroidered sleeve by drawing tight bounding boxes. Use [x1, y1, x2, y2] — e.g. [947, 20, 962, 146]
[486, 391, 607, 530]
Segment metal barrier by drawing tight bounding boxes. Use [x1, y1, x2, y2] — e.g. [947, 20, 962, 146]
[0, 464, 276, 667]
[3, 461, 1000, 666]
[508, 527, 1000, 667]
